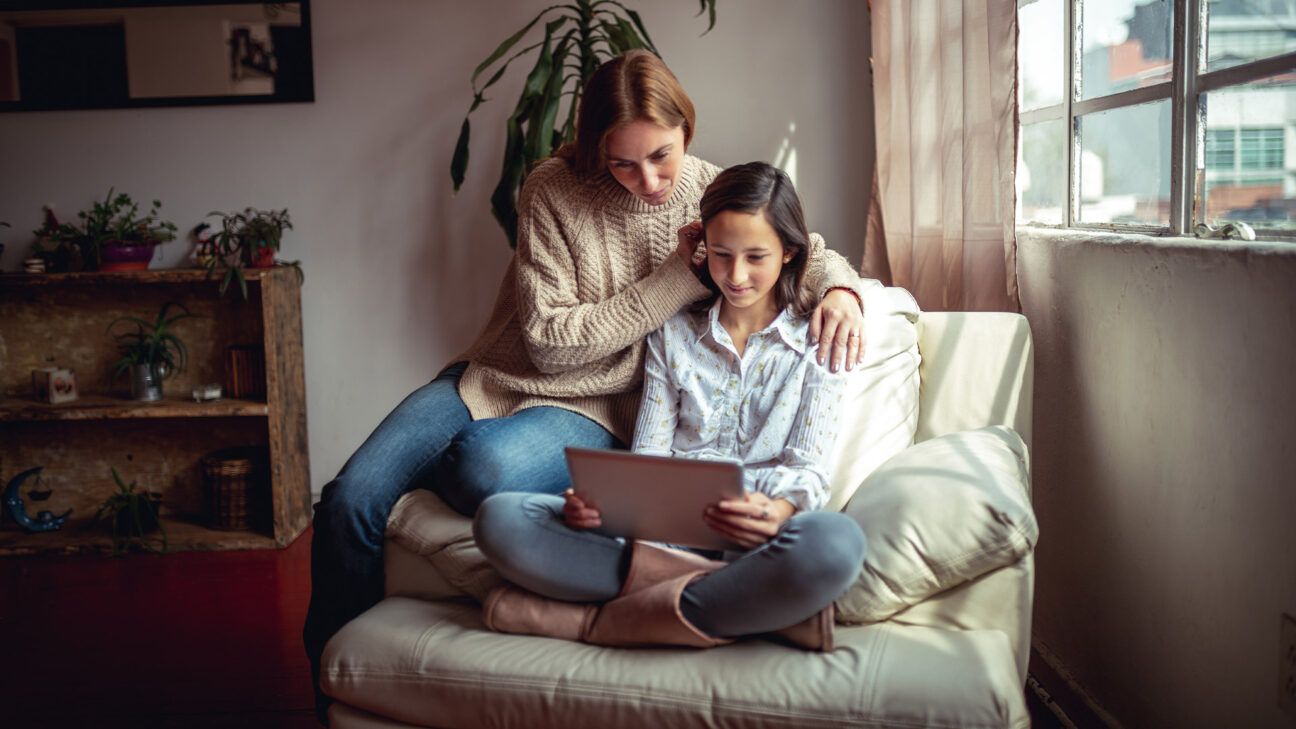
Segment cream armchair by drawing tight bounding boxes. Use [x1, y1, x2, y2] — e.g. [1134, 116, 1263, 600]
[322, 312, 1038, 729]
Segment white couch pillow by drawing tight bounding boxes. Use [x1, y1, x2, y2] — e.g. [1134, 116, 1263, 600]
[836, 426, 1038, 624]
[824, 280, 922, 511]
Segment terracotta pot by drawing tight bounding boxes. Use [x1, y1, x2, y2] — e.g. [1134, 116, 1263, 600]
[249, 246, 275, 268]
[100, 240, 156, 272]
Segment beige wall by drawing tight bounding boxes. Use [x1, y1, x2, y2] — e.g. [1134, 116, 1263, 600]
[1018, 227, 1296, 728]
[0, 0, 873, 496]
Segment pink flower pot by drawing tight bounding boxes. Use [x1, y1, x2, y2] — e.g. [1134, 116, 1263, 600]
[100, 241, 156, 272]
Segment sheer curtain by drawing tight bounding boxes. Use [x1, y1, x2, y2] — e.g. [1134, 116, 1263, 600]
[864, 0, 1020, 312]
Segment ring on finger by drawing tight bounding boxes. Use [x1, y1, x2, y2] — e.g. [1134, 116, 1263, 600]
[760, 507, 770, 520]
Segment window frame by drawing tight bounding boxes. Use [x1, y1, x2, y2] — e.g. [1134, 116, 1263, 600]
[1018, 0, 1296, 240]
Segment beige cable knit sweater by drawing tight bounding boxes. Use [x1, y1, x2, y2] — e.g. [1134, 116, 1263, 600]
[456, 155, 861, 443]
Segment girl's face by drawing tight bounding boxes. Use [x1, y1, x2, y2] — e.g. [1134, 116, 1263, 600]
[604, 120, 686, 206]
[704, 209, 792, 315]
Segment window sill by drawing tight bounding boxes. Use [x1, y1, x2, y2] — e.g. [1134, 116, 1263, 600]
[1016, 225, 1296, 258]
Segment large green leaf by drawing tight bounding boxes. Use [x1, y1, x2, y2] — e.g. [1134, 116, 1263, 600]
[470, 5, 563, 86]
[697, 0, 717, 34]
[451, 119, 471, 191]
[620, 7, 659, 54]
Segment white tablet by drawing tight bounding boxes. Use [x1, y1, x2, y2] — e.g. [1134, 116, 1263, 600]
[564, 447, 745, 551]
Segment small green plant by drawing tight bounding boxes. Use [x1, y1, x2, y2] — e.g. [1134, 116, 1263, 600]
[31, 190, 177, 271]
[79, 189, 178, 247]
[107, 301, 194, 380]
[196, 207, 301, 298]
[30, 206, 83, 271]
[88, 468, 168, 555]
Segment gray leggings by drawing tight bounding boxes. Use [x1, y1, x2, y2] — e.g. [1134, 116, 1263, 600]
[473, 492, 866, 638]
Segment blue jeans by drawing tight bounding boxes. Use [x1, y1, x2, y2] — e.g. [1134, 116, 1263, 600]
[473, 492, 866, 637]
[303, 363, 619, 722]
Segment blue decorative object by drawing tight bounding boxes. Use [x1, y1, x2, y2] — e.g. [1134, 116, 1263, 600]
[4, 467, 72, 532]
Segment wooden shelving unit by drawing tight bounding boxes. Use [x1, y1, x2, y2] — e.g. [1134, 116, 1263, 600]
[0, 268, 310, 556]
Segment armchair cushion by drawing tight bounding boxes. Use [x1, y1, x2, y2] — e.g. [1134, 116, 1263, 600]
[836, 425, 1037, 624]
[823, 281, 922, 511]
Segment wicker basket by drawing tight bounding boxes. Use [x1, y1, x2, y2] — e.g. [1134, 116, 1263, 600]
[202, 447, 264, 531]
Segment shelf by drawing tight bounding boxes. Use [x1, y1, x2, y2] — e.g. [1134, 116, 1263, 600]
[0, 395, 269, 422]
[1, 263, 310, 553]
[0, 517, 284, 557]
[0, 268, 278, 288]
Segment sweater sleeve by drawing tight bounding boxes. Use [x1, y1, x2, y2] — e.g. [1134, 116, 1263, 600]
[514, 176, 710, 375]
[802, 232, 865, 308]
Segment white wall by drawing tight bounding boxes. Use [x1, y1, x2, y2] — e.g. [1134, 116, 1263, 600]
[0, 0, 873, 497]
[1018, 227, 1296, 728]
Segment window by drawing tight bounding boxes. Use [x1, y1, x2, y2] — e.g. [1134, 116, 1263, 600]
[1239, 128, 1284, 170]
[1017, 0, 1296, 236]
[1205, 129, 1236, 169]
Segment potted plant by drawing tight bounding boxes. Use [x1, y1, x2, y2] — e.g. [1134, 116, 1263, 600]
[199, 207, 301, 298]
[29, 206, 84, 272]
[33, 191, 177, 272]
[82, 189, 178, 271]
[108, 301, 193, 401]
[87, 467, 168, 555]
[450, 0, 717, 246]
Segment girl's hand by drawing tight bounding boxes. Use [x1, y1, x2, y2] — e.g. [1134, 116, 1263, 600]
[675, 220, 705, 273]
[810, 288, 865, 372]
[562, 489, 602, 530]
[704, 492, 796, 550]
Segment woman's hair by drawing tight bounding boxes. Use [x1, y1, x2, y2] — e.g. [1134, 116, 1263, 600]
[559, 50, 696, 177]
[693, 162, 816, 317]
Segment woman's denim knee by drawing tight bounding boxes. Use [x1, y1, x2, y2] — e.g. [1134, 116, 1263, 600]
[438, 431, 522, 515]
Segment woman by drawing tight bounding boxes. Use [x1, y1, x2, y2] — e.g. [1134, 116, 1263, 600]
[472, 162, 866, 651]
[304, 50, 865, 717]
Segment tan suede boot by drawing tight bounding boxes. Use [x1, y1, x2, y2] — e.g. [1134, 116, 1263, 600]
[482, 583, 598, 641]
[481, 543, 723, 642]
[768, 602, 836, 652]
[583, 571, 733, 649]
[618, 542, 725, 596]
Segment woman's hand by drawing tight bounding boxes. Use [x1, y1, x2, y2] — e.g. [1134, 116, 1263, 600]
[562, 489, 602, 530]
[810, 288, 865, 372]
[675, 220, 705, 273]
[703, 492, 796, 550]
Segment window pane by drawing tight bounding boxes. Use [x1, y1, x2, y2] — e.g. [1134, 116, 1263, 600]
[1019, 0, 1065, 111]
[1206, 0, 1296, 72]
[1080, 0, 1173, 100]
[1018, 119, 1068, 224]
[1203, 77, 1296, 230]
[1078, 100, 1172, 225]
[1205, 128, 1237, 169]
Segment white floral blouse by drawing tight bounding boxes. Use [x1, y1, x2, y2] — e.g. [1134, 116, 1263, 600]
[630, 299, 849, 512]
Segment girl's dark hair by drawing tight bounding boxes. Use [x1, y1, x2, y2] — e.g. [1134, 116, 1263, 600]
[557, 50, 696, 177]
[694, 162, 815, 317]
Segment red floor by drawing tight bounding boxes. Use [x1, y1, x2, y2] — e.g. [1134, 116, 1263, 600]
[0, 529, 317, 728]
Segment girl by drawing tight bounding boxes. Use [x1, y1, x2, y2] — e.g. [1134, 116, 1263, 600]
[473, 162, 866, 651]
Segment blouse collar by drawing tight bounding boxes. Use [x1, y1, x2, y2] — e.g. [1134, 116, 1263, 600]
[698, 298, 808, 355]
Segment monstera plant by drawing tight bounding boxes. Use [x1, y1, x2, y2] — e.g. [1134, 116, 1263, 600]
[450, 0, 718, 247]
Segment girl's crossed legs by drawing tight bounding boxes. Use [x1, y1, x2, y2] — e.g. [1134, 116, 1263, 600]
[473, 492, 865, 638]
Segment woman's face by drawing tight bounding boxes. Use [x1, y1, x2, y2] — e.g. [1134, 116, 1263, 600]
[704, 209, 791, 315]
[604, 120, 686, 206]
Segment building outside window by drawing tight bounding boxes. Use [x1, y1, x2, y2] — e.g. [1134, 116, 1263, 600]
[1017, 0, 1296, 235]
